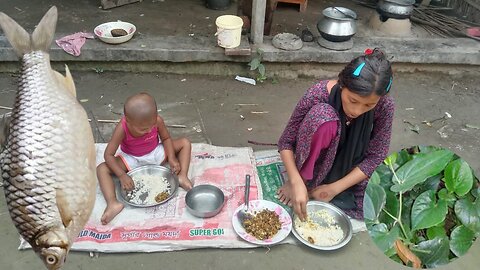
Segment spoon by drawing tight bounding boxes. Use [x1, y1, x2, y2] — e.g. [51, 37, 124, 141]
[237, 174, 252, 225]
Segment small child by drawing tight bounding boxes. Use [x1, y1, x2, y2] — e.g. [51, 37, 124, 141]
[97, 92, 193, 225]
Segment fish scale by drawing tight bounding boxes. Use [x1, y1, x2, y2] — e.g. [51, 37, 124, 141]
[0, 6, 96, 270]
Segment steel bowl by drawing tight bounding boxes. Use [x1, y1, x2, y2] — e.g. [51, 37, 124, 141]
[185, 184, 225, 218]
[377, 0, 415, 20]
[292, 201, 353, 250]
[118, 165, 179, 207]
[317, 7, 357, 42]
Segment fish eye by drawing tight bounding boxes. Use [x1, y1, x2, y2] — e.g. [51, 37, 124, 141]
[46, 255, 57, 265]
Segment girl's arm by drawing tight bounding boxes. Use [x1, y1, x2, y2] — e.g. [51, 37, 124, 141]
[157, 115, 179, 171]
[311, 97, 395, 201]
[104, 122, 126, 178]
[278, 83, 324, 151]
[310, 167, 367, 202]
[279, 149, 308, 220]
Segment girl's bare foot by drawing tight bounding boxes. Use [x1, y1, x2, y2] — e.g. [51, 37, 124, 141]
[101, 201, 124, 225]
[277, 182, 293, 206]
[178, 175, 193, 191]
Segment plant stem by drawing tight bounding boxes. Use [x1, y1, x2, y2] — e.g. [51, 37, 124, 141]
[382, 208, 409, 240]
[397, 192, 408, 240]
[389, 163, 402, 184]
[382, 209, 397, 220]
[386, 163, 409, 240]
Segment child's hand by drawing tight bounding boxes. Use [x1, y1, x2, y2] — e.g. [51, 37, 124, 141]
[169, 159, 181, 175]
[119, 174, 134, 191]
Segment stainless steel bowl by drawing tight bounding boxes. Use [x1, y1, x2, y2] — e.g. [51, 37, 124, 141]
[118, 165, 179, 207]
[317, 7, 357, 42]
[292, 201, 353, 250]
[185, 184, 225, 218]
[377, 0, 415, 20]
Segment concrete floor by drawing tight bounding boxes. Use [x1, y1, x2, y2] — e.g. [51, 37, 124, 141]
[0, 70, 479, 269]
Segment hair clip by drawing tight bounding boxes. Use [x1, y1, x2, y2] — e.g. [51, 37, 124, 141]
[386, 77, 393, 93]
[353, 62, 366, 77]
[364, 48, 373, 55]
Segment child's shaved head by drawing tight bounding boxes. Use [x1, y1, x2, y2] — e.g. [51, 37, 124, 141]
[124, 92, 157, 121]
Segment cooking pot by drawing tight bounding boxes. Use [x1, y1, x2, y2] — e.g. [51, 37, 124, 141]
[317, 7, 357, 42]
[377, 0, 415, 20]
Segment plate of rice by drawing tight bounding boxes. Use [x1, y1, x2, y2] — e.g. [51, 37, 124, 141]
[232, 200, 292, 245]
[292, 201, 352, 250]
[118, 165, 179, 207]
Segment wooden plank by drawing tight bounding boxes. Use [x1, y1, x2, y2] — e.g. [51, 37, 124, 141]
[225, 35, 251, 56]
[101, 0, 140, 10]
[251, 0, 267, 44]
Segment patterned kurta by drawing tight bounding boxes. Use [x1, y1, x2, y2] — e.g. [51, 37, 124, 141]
[278, 80, 395, 219]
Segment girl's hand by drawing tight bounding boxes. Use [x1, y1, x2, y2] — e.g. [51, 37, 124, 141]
[119, 174, 134, 191]
[277, 178, 308, 221]
[169, 158, 181, 175]
[309, 183, 339, 203]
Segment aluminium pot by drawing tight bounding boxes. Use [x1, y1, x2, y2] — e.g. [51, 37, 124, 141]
[377, 0, 416, 20]
[317, 7, 357, 42]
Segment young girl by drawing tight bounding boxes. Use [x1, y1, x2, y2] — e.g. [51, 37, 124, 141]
[277, 48, 394, 220]
[97, 92, 193, 225]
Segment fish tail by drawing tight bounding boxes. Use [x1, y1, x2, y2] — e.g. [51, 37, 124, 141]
[0, 6, 57, 56]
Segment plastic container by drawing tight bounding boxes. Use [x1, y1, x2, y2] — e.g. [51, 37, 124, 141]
[215, 15, 243, 49]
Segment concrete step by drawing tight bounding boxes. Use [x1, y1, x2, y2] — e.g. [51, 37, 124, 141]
[0, 34, 478, 65]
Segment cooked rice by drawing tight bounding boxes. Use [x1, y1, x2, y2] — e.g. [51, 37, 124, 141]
[125, 174, 171, 205]
[294, 209, 344, 246]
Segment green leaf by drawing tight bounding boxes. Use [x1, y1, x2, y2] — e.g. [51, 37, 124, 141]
[411, 190, 448, 231]
[394, 149, 412, 169]
[412, 237, 450, 268]
[383, 191, 399, 226]
[369, 223, 401, 253]
[438, 188, 457, 208]
[390, 149, 454, 193]
[455, 198, 480, 233]
[421, 174, 442, 193]
[384, 152, 397, 166]
[370, 171, 381, 185]
[410, 174, 443, 202]
[376, 164, 394, 190]
[389, 254, 403, 264]
[450, 225, 475, 257]
[418, 145, 442, 154]
[472, 187, 480, 198]
[364, 182, 386, 221]
[444, 159, 474, 196]
[248, 58, 260, 70]
[426, 225, 447, 240]
[258, 64, 266, 77]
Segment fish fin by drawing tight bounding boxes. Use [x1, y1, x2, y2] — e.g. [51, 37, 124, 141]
[53, 65, 77, 97]
[56, 189, 73, 228]
[0, 112, 11, 151]
[31, 6, 57, 52]
[0, 12, 31, 56]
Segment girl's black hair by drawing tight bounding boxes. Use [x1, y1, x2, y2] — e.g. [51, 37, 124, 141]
[338, 48, 393, 96]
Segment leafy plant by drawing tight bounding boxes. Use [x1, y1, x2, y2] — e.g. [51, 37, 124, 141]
[247, 49, 267, 83]
[365, 146, 479, 268]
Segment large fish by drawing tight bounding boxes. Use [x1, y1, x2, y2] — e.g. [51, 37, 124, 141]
[0, 6, 96, 270]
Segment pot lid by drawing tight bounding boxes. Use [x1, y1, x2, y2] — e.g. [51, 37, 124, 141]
[322, 7, 357, 21]
[381, 0, 415, 5]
